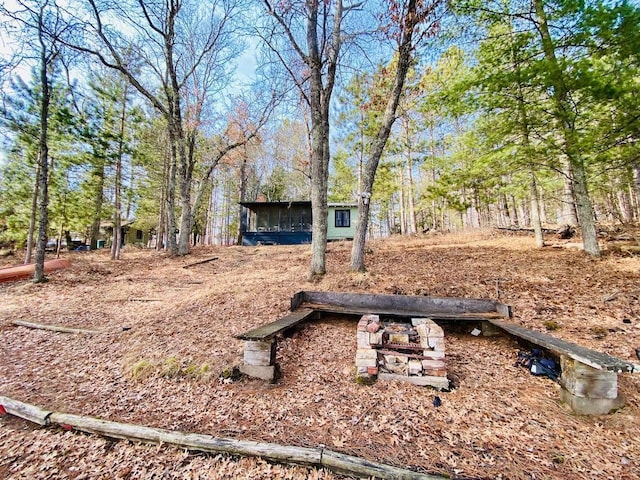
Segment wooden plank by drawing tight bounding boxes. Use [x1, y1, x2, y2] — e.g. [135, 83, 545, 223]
[304, 303, 505, 321]
[236, 308, 316, 340]
[378, 372, 450, 389]
[12, 320, 100, 335]
[300, 291, 510, 317]
[489, 319, 638, 373]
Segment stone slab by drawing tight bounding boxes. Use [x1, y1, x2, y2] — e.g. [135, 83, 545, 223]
[560, 388, 625, 415]
[561, 356, 618, 399]
[378, 372, 449, 389]
[355, 357, 378, 368]
[239, 363, 276, 381]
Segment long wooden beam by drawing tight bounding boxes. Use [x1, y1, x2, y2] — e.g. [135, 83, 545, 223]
[291, 290, 512, 318]
[0, 395, 445, 480]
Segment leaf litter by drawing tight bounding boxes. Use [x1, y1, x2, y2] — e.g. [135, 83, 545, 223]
[1, 230, 639, 479]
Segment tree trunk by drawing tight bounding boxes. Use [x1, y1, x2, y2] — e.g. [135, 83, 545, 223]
[89, 159, 105, 250]
[165, 131, 178, 254]
[529, 171, 545, 247]
[350, 0, 419, 271]
[33, 47, 51, 283]
[25, 163, 40, 264]
[407, 152, 417, 235]
[237, 156, 248, 245]
[633, 163, 640, 217]
[111, 88, 128, 260]
[533, 0, 599, 255]
[560, 160, 578, 226]
[156, 150, 169, 251]
[110, 153, 122, 260]
[306, 0, 335, 278]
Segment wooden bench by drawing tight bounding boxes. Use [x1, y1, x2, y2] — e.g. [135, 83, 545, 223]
[487, 319, 639, 415]
[235, 308, 317, 380]
[235, 291, 638, 414]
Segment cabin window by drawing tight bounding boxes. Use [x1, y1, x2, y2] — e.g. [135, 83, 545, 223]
[335, 209, 350, 228]
[136, 230, 143, 240]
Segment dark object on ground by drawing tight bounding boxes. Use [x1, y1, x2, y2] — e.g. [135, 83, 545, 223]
[636, 348, 640, 360]
[182, 257, 219, 269]
[515, 349, 560, 382]
[623, 319, 631, 324]
[556, 225, 575, 239]
[433, 396, 441, 408]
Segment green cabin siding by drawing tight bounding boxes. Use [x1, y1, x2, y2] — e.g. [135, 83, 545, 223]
[327, 204, 358, 241]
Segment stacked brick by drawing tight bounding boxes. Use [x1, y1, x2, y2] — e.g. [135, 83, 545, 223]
[356, 314, 449, 389]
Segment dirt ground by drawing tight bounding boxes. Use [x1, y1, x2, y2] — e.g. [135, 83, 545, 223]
[1, 230, 639, 480]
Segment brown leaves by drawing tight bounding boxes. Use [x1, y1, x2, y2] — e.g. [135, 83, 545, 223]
[1, 233, 640, 478]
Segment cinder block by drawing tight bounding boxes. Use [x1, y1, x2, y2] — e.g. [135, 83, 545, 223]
[428, 323, 444, 338]
[243, 339, 276, 365]
[369, 332, 383, 344]
[421, 359, 446, 370]
[415, 324, 429, 338]
[357, 331, 370, 347]
[356, 348, 377, 359]
[408, 359, 422, 375]
[243, 349, 273, 366]
[411, 318, 431, 326]
[422, 350, 445, 359]
[355, 357, 377, 368]
[428, 337, 445, 350]
[239, 363, 276, 381]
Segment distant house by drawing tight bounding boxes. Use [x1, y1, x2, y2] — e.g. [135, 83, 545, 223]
[99, 220, 151, 248]
[240, 201, 358, 246]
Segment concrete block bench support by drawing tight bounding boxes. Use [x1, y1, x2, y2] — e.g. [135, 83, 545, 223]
[236, 308, 317, 381]
[489, 319, 639, 415]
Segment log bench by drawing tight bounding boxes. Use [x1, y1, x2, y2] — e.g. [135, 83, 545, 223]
[235, 308, 318, 381]
[486, 319, 640, 415]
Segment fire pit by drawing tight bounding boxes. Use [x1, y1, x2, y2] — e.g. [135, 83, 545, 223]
[356, 314, 449, 389]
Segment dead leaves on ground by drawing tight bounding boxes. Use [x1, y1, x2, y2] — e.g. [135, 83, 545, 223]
[1, 232, 640, 479]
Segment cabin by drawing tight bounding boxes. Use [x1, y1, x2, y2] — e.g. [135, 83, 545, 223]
[99, 220, 151, 248]
[239, 201, 358, 246]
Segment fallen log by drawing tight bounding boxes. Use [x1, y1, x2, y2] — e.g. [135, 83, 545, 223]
[0, 395, 444, 480]
[0, 258, 71, 283]
[12, 320, 100, 335]
[182, 257, 218, 269]
[0, 395, 52, 425]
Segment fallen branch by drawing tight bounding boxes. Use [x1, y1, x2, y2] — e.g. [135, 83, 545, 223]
[0, 395, 444, 480]
[12, 320, 100, 335]
[183, 257, 219, 269]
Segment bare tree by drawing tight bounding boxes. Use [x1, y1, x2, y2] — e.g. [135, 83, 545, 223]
[259, 0, 356, 278]
[350, 0, 445, 271]
[60, 0, 249, 255]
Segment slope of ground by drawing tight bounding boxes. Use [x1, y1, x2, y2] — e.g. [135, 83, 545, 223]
[1, 230, 639, 479]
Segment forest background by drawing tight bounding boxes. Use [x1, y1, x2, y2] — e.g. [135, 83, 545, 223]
[0, 0, 639, 278]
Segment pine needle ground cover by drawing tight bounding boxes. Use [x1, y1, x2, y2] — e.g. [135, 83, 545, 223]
[1, 230, 639, 479]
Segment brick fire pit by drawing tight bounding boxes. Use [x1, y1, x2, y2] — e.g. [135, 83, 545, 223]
[355, 314, 449, 389]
